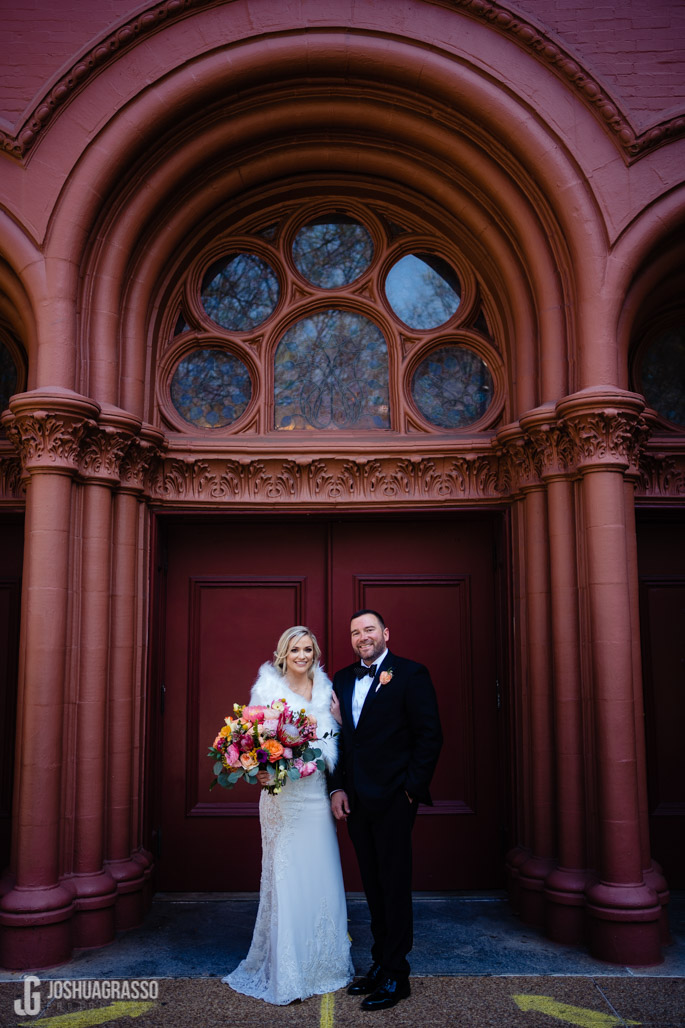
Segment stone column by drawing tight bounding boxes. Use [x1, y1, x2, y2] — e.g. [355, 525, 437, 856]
[105, 428, 162, 928]
[524, 409, 589, 944]
[559, 388, 663, 966]
[0, 391, 98, 969]
[66, 410, 140, 949]
[498, 425, 555, 927]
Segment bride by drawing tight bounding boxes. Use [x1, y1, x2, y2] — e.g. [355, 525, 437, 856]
[223, 626, 353, 1005]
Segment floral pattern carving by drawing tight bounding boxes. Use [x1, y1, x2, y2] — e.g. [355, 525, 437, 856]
[3, 411, 94, 471]
[0, 453, 24, 499]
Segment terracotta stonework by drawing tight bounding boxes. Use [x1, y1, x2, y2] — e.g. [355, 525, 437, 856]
[1, 0, 684, 970]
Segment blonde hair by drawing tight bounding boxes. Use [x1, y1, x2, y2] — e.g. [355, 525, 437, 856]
[273, 626, 321, 679]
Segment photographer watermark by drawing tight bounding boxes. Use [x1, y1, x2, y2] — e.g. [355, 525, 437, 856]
[15, 975, 159, 1017]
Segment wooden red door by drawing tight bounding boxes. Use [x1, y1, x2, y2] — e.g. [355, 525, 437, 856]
[157, 514, 503, 891]
[637, 515, 685, 887]
[0, 515, 23, 871]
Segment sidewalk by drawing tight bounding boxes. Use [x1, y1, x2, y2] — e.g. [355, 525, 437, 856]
[1, 892, 684, 1026]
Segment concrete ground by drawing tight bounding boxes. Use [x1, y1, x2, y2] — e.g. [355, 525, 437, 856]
[1, 892, 684, 1026]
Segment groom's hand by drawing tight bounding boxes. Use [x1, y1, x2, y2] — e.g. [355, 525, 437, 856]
[331, 790, 350, 821]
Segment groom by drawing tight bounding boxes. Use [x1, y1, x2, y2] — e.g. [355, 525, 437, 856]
[329, 609, 443, 1011]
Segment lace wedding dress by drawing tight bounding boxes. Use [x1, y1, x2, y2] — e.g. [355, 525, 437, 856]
[223, 663, 353, 1005]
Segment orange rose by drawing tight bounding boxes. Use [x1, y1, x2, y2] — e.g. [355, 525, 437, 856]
[378, 671, 393, 685]
[260, 739, 284, 762]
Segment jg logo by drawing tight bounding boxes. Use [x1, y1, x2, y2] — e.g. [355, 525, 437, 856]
[14, 975, 42, 1016]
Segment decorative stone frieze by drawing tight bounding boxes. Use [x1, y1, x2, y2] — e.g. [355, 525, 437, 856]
[147, 452, 502, 505]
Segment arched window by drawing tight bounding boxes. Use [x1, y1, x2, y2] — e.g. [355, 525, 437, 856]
[633, 319, 685, 431]
[0, 330, 25, 422]
[157, 200, 504, 435]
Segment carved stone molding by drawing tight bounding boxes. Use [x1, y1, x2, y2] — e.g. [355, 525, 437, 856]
[2, 410, 96, 475]
[0, 451, 24, 501]
[558, 410, 649, 473]
[637, 450, 685, 498]
[148, 452, 502, 506]
[1, 0, 679, 164]
[1, 394, 163, 492]
[79, 425, 136, 485]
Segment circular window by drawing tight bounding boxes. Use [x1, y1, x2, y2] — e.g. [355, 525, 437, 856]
[274, 310, 389, 430]
[170, 347, 252, 428]
[638, 326, 685, 427]
[201, 253, 279, 331]
[385, 253, 460, 330]
[412, 345, 493, 428]
[292, 217, 374, 288]
[0, 341, 18, 414]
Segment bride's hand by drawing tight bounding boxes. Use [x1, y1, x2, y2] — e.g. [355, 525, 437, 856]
[330, 691, 342, 726]
[257, 769, 271, 787]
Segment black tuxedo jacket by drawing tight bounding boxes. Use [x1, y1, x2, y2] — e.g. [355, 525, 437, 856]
[328, 650, 443, 812]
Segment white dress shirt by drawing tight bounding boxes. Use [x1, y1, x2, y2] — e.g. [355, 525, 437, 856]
[352, 648, 388, 727]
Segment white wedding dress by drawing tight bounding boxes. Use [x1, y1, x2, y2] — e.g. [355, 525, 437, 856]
[223, 663, 353, 1005]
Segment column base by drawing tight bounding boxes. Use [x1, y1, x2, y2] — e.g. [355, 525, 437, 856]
[504, 846, 529, 915]
[64, 871, 117, 950]
[643, 863, 671, 944]
[106, 857, 147, 930]
[544, 867, 589, 946]
[0, 884, 74, 970]
[586, 881, 663, 966]
[518, 854, 556, 928]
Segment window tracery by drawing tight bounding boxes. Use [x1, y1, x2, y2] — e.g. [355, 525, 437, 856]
[157, 199, 504, 435]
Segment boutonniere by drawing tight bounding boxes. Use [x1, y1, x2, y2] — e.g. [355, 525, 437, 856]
[375, 669, 394, 693]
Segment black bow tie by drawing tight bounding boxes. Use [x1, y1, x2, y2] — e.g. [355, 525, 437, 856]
[354, 663, 377, 679]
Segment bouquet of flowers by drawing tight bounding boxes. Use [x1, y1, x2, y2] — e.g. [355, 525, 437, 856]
[208, 698, 326, 795]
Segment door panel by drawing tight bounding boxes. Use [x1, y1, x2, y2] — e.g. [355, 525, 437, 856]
[0, 516, 23, 872]
[329, 518, 501, 888]
[637, 516, 685, 886]
[159, 515, 502, 891]
[161, 519, 327, 889]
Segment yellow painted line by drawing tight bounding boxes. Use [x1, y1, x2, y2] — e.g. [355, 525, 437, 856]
[512, 994, 641, 1027]
[320, 991, 335, 1028]
[18, 1000, 157, 1028]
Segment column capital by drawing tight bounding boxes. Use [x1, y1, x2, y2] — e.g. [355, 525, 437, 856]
[556, 388, 649, 473]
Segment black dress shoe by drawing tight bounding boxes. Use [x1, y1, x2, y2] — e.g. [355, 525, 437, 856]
[347, 962, 383, 995]
[360, 975, 411, 1011]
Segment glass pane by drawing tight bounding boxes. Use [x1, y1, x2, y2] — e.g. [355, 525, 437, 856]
[639, 326, 685, 427]
[201, 253, 279, 331]
[385, 253, 460, 329]
[0, 342, 18, 413]
[292, 216, 374, 288]
[412, 345, 493, 428]
[171, 347, 252, 429]
[274, 310, 389, 430]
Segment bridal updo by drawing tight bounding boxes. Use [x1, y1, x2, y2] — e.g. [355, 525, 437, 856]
[273, 625, 322, 680]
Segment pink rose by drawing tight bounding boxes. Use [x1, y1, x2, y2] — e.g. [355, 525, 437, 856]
[299, 760, 317, 778]
[242, 705, 268, 723]
[282, 747, 293, 759]
[378, 671, 393, 685]
[226, 743, 240, 766]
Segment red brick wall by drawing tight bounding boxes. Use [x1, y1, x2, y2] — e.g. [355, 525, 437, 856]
[514, 0, 685, 127]
[1, 1, 684, 131]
